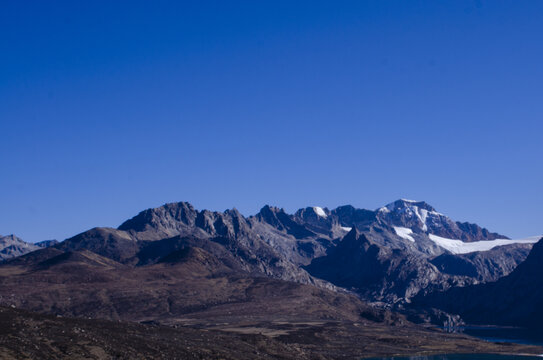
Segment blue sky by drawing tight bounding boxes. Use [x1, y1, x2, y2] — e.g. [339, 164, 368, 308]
[1, 1, 542, 242]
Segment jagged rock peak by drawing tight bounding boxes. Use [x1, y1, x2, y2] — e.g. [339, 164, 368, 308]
[258, 204, 286, 215]
[330, 205, 376, 228]
[295, 206, 330, 219]
[35, 240, 59, 248]
[255, 205, 291, 225]
[0, 234, 23, 243]
[252, 205, 318, 240]
[118, 201, 198, 232]
[338, 227, 378, 251]
[223, 207, 243, 217]
[116, 202, 254, 241]
[376, 199, 443, 234]
[379, 199, 438, 214]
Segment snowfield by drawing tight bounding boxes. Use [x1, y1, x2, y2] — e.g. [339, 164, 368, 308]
[428, 234, 542, 254]
[313, 206, 327, 218]
[394, 227, 415, 242]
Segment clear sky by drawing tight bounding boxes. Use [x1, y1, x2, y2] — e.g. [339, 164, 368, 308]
[1, 1, 542, 242]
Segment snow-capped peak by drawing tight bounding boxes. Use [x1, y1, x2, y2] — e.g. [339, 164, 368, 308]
[313, 206, 327, 218]
[383, 199, 437, 213]
[376, 199, 447, 233]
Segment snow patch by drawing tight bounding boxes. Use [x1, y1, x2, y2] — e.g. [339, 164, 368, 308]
[313, 206, 327, 218]
[340, 226, 352, 232]
[418, 209, 429, 231]
[428, 234, 541, 254]
[400, 199, 417, 203]
[394, 227, 415, 243]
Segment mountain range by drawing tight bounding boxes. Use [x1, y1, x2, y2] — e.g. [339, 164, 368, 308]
[3, 200, 539, 304]
[1, 198, 542, 357]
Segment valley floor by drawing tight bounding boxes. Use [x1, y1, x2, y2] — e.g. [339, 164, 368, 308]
[1, 306, 542, 360]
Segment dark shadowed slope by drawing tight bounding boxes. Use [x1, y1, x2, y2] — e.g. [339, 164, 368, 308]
[413, 238, 543, 328]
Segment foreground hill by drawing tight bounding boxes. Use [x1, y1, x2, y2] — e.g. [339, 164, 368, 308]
[0, 244, 387, 325]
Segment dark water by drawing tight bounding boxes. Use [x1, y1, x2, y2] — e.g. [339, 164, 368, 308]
[367, 354, 543, 360]
[461, 326, 543, 347]
[366, 327, 543, 359]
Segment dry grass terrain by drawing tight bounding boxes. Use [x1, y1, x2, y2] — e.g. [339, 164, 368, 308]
[2, 306, 542, 360]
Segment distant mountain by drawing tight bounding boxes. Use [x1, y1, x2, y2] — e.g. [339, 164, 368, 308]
[305, 228, 466, 303]
[59, 203, 319, 285]
[413, 237, 543, 329]
[0, 235, 58, 261]
[35, 239, 59, 248]
[291, 200, 535, 303]
[429, 243, 533, 281]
